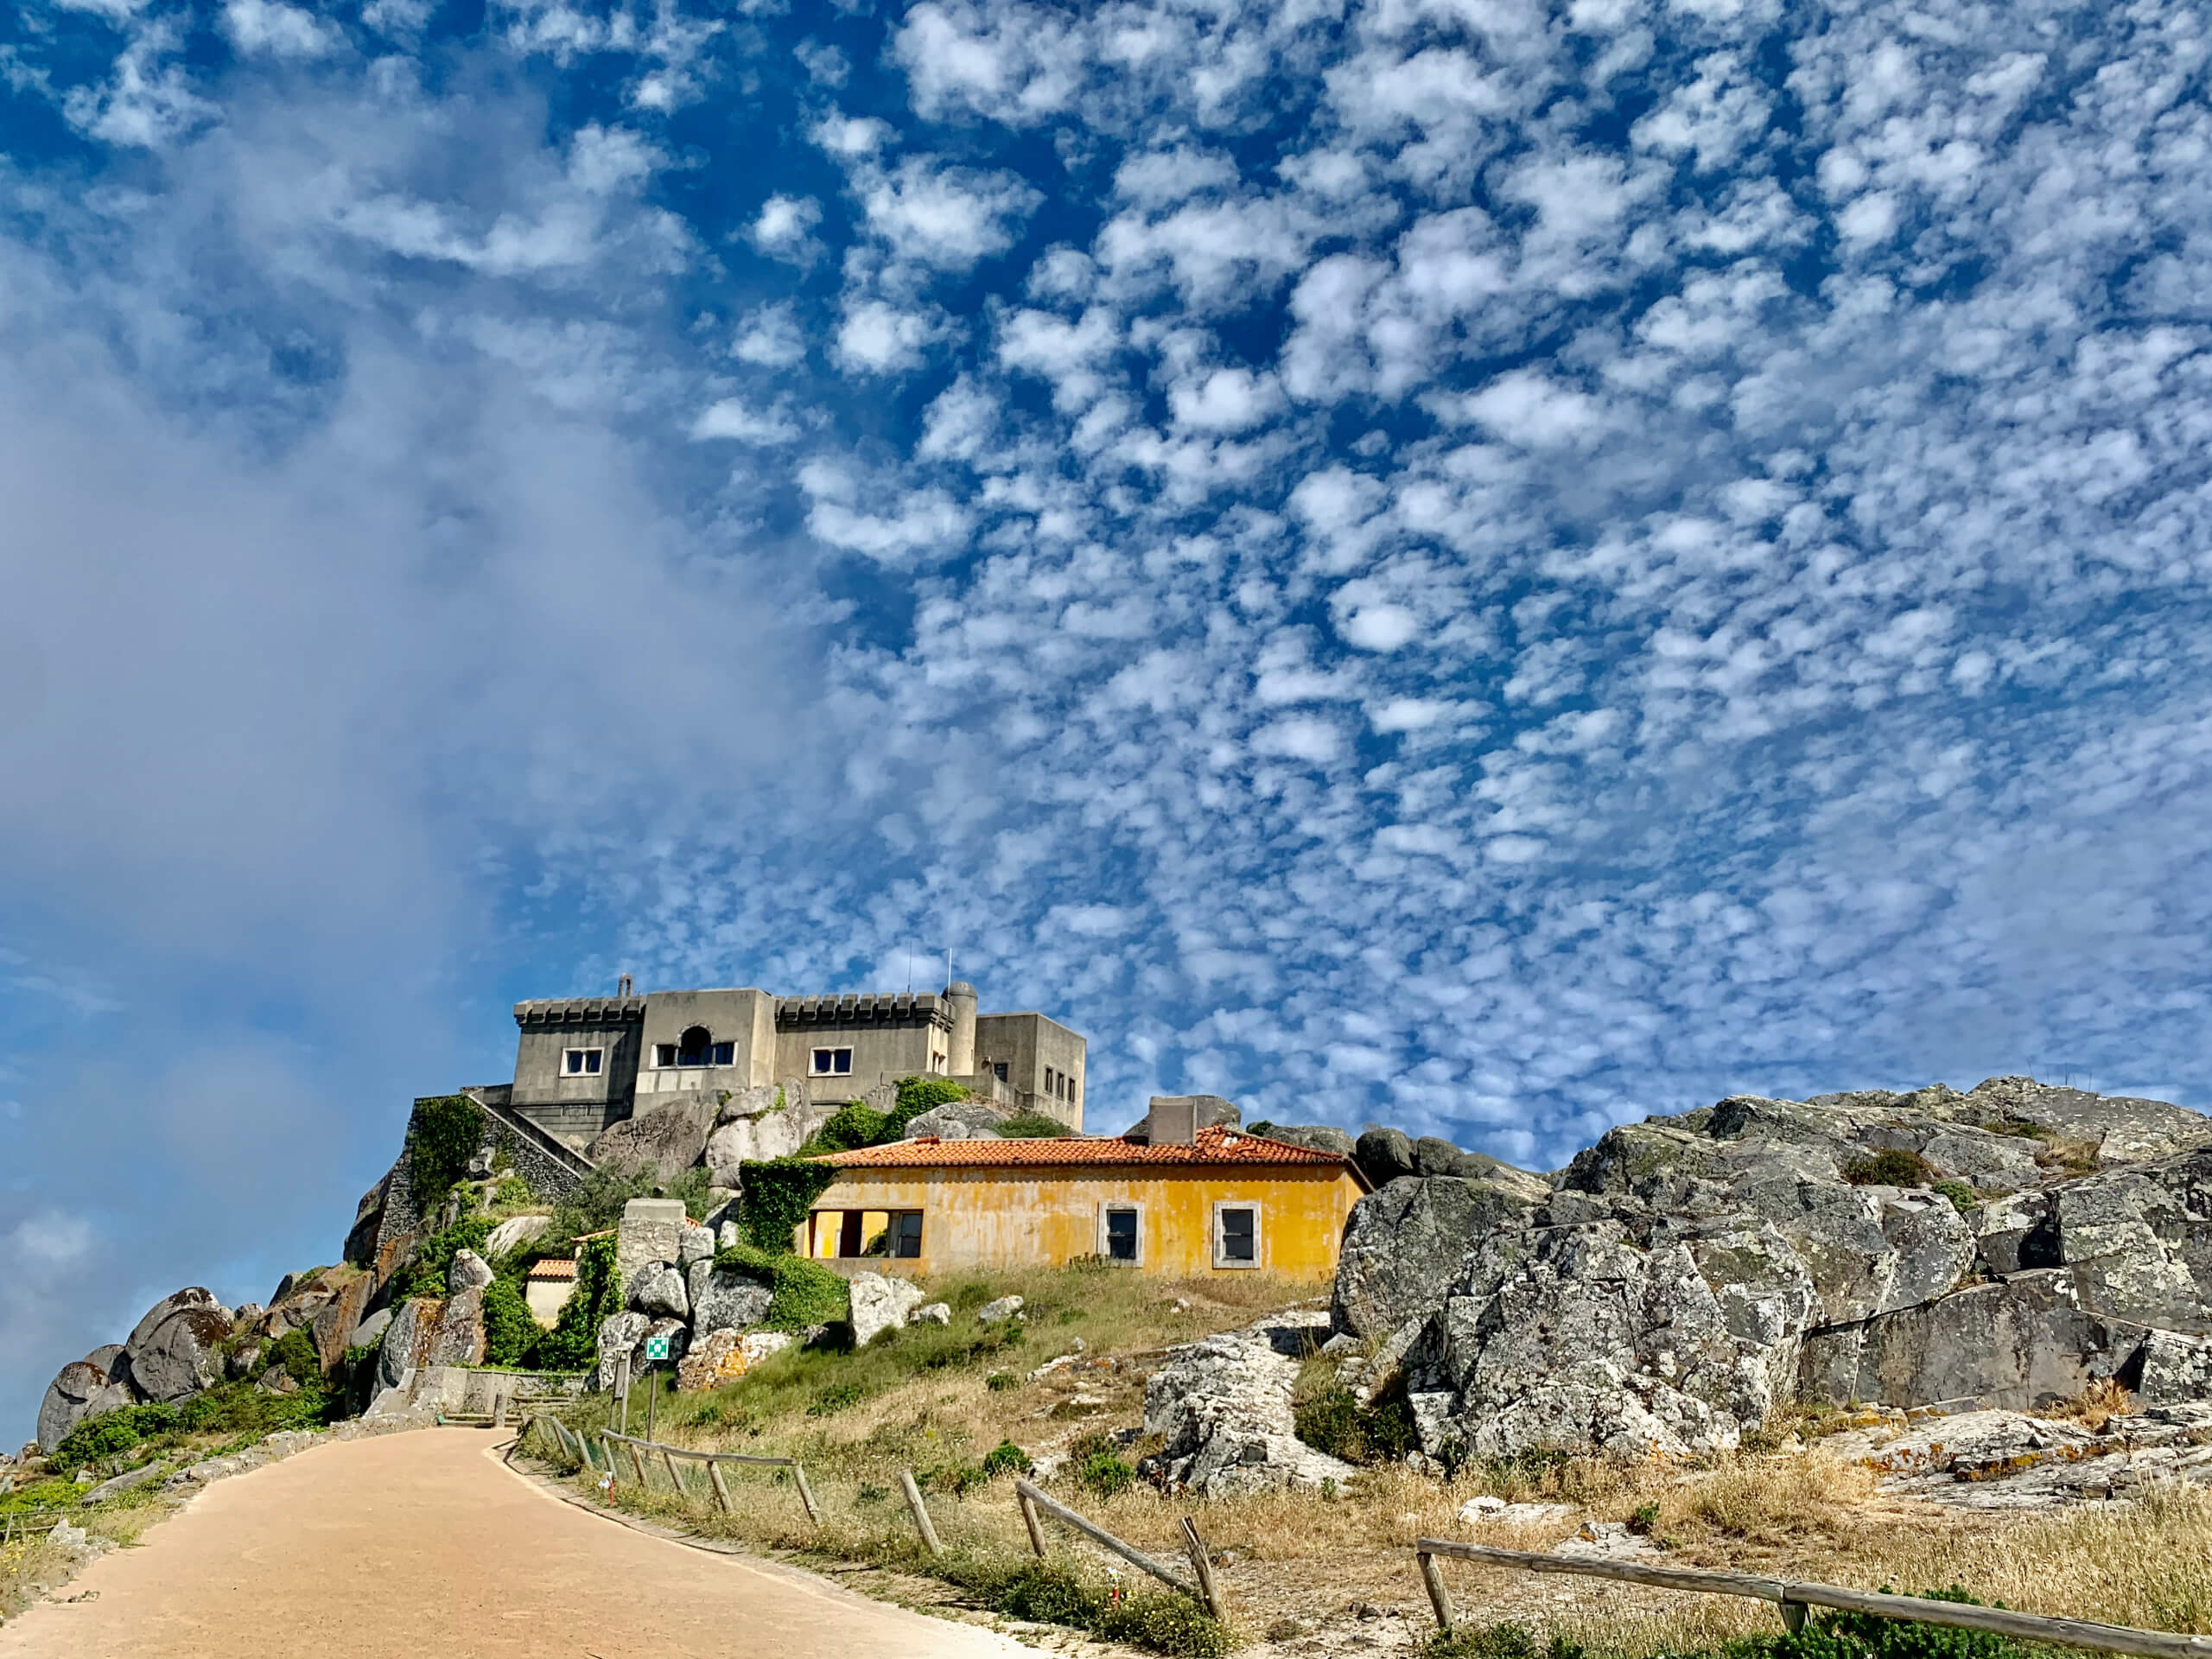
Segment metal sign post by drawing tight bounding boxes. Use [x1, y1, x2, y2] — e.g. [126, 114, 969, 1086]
[643, 1333, 671, 1445]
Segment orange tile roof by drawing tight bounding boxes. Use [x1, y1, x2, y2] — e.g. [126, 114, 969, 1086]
[526, 1257, 578, 1280]
[813, 1124, 1365, 1181]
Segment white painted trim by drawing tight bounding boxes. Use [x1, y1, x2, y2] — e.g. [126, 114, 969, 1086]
[1211, 1199, 1262, 1269]
[809, 1046, 855, 1077]
[1096, 1200, 1143, 1265]
[562, 1046, 606, 1077]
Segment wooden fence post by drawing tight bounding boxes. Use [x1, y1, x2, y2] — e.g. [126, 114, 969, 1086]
[899, 1470, 944, 1557]
[1418, 1550, 1455, 1632]
[626, 1442, 650, 1485]
[1180, 1517, 1226, 1622]
[791, 1462, 822, 1524]
[662, 1449, 684, 1494]
[1018, 1488, 1048, 1558]
[707, 1459, 734, 1515]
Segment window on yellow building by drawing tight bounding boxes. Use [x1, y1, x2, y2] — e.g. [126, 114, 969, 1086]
[1213, 1203, 1260, 1268]
[1105, 1207, 1137, 1262]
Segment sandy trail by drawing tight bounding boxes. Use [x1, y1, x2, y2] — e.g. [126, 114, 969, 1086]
[0, 1428, 1029, 1658]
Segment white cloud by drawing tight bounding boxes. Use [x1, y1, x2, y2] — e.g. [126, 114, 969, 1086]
[750, 194, 822, 263]
[223, 0, 340, 57]
[856, 157, 1040, 271]
[689, 397, 798, 444]
[835, 300, 940, 374]
[732, 302, 806, 367]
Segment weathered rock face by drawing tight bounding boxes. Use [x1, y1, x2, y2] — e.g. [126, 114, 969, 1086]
[124, 1288, 234, 1404]
[1355, 1128, 1417, 1187]
[849, 1272, 925, 1346]
[677, 1327, 745, 1392]
[677, 1222, 716, 1267]
[1341, 1077, 2212, 1465]
[486, 1215, 550, 1259]
[703, 1081, 837, 1185]
[377, 1298, 437, 1393]
[628, 1263, 690, 1321]
[594, 1312, 652, 1390]
[688, 1262, 772, 1335]
[35, 1351, 138, 1452]
[1334, 1173, 1547, 1339]
[1142, 1312, 1358, 1496]
[448, 1249, 495, 1294]
[1259, 1123, 1357, 1157]
[427, 1287, 487, 1368]
[588, 1094, 718, 1181]
[903, 1097, 1012, 1141]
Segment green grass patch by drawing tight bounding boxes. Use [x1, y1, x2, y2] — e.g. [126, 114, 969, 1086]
[1842, 1148, 1935, 1188]
[1425, 1590, 2034, 1659]
[993, 1111, 1071, 1138]
[711, 1243, 851, 1330]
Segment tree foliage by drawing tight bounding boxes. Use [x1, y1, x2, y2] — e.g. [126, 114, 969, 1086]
[409, 1095, 484, 1211]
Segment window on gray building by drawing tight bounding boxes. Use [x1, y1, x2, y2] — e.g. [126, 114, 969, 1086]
[677, 1026, 711, 1066]
[711, 1041, 734, 1065]
[655, 1043, 677, 1067]
[811, 1047, 853, 1076]
[563, 1047, 603, 1077]
[992, 1061, 1008, 1083]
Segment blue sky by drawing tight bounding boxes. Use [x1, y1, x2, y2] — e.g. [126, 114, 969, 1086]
[6, 0, 2212, 1441]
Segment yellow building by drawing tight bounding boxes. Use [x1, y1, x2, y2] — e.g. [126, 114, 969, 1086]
[803, 1124, 1370, 1279]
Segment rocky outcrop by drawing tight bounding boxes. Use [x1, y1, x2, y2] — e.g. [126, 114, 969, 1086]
[688, 1263, 772, 1334]
[377, 1298, 437, 1393]
[448, 1249, 494, 1294]
[1332, 1171, 1547, 1339]
[594, 1311, 651, 1390]
[588, 1094, 718, 1181]
[1259, 1124, 1356, 1157]
[1339, 1077, 2212, 1464]
[977, 1295, 1024, 1325]
[703, 1081, 836, 1185]
[35, 1351, 137, 1452]
[903, 1097, 1012, 1140]
[849, 1272, 925, 1346]
[486, 1215, 550, 1258]
[426, 1287, 486, 1367]
[124, 1288, 233, 1404]
[1142, 1311, 1357, 1495]
[628, 1263, 690, 1321]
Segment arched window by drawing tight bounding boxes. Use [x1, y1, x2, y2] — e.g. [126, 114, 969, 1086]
[676, 1026, 711, 1066]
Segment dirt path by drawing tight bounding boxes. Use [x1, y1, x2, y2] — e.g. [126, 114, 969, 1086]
[0, 1429, 1032, 1659]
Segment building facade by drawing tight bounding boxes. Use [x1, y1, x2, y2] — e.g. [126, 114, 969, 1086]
[801, 1124, 1370, 1279]
[501, 978, 1086, 1148]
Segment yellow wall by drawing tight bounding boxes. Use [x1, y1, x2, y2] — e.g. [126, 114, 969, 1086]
[804, 1165, 1364, 1279]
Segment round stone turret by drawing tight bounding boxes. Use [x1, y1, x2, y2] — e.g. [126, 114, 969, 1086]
[946, 980, 978, 1076]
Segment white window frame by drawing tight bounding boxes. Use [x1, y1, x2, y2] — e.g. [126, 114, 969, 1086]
[1096, 1200, 1143, 1266]
[1211, 1200, 1262, 1270]
[563, 1046, 605, 1078]
[810, 1046, 854, 1077]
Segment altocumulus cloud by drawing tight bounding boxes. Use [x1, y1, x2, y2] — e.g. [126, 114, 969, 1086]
[5, 0, 2212, 1441]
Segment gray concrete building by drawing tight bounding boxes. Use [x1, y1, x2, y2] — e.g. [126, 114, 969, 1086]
[499, 978, 1086, 1149]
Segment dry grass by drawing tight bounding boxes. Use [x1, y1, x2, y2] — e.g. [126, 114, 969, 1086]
[2035, 1377, 2135, 1432]
[541, 1266, 2212, 1657]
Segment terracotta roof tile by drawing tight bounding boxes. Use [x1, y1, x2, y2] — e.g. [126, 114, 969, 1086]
[526, 1258, 578, 1279]
[814, 1124, 1363, 1179]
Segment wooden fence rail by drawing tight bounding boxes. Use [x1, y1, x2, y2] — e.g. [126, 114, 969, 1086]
[1013, 1478, 1230, 1620]
[1413, 1538, 2212, 1659]
[592, 1427, 820, 1522]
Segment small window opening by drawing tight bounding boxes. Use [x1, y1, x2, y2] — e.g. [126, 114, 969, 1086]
[654, 1043, 677, 1068]
[1219, 1206, 1255, 1264]
[993, 1061, 1008, 1083]
[676, 1026, 712, 1067]
[563, 1048, 603, 1077]
[710, 1041, 734, 1066]
[891, 1212, 923, 1258]
[1106, 1208, 1137, 1262]
[811, 1047, 854, 1076]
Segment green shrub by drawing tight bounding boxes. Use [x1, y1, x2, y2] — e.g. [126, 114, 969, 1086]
[265, 1327, 325, 1386]
[713, 1242, 849, 1330]
[733, 1160, 842, 1253]
[933, 1554, 1232, 1658]
[1934, 1179, 1980, 1213]
[1767, 1587, 2024, 1659]
[807, 1103, 890, 1154]
[1843, 1147, 1936, 1188]
[1294, 1376, 1417, 1465]
[481, 1279, 538, 1367]
[661, 1165, 716, 1221]
[492, 1175, 533, 1208]
[52, 1412, 143, 1471]
[176, 1379, 331, 1438]
[543, 1162, 664, 1244]
[808, 1382, 865, 1415]
[531, 1234, 620, 1372]
[891, 1076, 969, 1133]
[985, 1370, 1019, 1391]
[1067, 1431, 1136, 1497]
[982, 1440, 1033, 1478]
[390, 1217, 497, 1300]
[409, 1095, 484, 1211]
[993, 1112, 1071, 1138]
[1425, 1624, 1586, 1659]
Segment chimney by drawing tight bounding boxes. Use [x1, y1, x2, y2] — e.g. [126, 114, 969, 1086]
[1148, 1096, 1200, 1146]
[617, 974, 634, 998]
